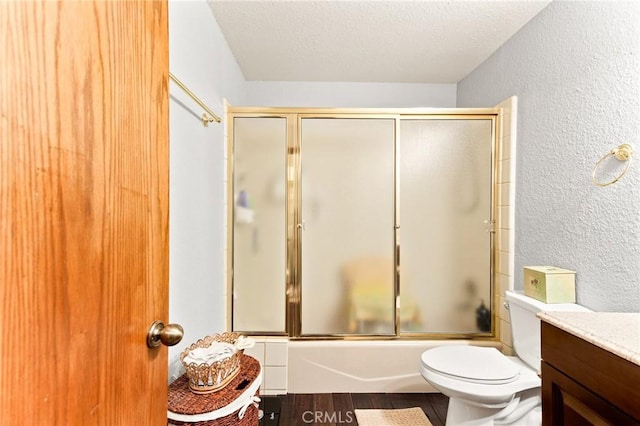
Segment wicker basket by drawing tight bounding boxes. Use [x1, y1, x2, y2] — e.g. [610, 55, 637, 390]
[180, 332, 244, 394]
[168, 354, 261, 426]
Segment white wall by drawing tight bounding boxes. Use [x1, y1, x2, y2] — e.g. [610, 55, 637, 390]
[458, 1, 640, 312]
[168, 0, 246, 381]
[245, 81, 456, 107]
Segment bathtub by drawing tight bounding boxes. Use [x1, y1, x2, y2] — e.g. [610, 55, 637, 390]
[287, 339, 502, 393]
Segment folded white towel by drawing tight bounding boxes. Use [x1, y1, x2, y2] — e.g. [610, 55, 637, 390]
[235, 335, 255, 351]
[183, 342, 236, 365]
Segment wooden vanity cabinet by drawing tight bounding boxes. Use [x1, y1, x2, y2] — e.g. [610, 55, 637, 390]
[541, 322, 640, 425]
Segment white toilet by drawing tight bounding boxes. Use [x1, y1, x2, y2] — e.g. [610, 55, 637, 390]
[419, 290, 591, 425]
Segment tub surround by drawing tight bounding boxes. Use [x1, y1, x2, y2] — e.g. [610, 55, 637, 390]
[242, 337, 288, 395]
[288, 340, 503, 393]
[538, 312, 640, 366]
[495, 96, 517, 356]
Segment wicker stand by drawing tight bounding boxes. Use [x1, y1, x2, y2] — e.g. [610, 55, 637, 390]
[168, 355, 262, 426]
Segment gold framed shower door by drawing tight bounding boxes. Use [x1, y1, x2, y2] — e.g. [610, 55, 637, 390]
[226, 107, 501, 341]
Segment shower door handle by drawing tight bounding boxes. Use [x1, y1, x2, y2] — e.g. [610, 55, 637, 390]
[484, 219, 496, 233]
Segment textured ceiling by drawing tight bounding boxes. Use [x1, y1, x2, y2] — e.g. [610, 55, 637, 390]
[208, 0, 552, 84]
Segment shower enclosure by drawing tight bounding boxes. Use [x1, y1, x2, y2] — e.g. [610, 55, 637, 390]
[228, 108, 497, 339]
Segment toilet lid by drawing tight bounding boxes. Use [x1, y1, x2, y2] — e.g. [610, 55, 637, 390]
[421, 346, 520, 384]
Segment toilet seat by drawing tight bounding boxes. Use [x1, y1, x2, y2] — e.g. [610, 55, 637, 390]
[421, 346, 520, 385]
[419, 349, 541, 406]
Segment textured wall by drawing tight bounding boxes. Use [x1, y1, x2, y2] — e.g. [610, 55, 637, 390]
[245, 81, 456, 107]
[458, 1, 640, 312]
[168, 0, 246, 381]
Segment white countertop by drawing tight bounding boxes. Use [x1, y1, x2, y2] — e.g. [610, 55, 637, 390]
[538, 312, 640, 366]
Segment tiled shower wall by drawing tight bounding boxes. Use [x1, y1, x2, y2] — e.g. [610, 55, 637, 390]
[495, 96, 517, 355]
[242, 337, 288, 396]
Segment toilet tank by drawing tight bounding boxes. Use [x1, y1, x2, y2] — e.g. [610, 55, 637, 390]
[505, 290, 591, 371]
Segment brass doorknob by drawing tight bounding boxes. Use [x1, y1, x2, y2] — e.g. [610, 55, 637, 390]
[147, 321, 184, 348]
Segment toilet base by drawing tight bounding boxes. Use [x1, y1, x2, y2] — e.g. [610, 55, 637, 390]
[445, 389, 541, 426]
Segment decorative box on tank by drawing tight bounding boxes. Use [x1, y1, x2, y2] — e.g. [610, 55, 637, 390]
[523, 266, 576, 303]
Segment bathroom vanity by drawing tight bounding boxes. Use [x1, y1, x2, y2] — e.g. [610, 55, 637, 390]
[539, 312, 640, 425]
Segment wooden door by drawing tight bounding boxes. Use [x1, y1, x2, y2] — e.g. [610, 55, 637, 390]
[0, 1, 169, 424]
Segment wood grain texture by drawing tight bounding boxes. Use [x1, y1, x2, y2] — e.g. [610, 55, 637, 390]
[541, 322, 640, 425]
[0, 1, 168, 424]
[266, 393, 447, 426]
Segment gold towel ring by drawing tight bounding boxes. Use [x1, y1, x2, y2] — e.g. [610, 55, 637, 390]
[592, 144, 633, 187]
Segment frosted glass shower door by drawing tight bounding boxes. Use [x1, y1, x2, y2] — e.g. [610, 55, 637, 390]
[300, 118, 395, 335]
[399, 119, 493, 334]
[232, 117, 287, 333]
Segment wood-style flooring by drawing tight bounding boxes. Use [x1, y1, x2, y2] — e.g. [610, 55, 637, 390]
[259, 393, 449, 426]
